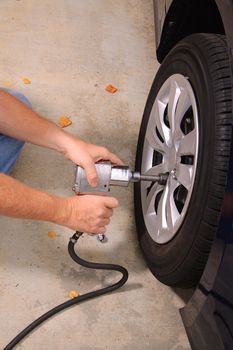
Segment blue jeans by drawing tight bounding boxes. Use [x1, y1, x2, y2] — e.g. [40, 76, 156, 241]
[0, 88, 32, 174]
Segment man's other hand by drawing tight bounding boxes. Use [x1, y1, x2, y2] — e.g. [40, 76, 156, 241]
[62, 137, 123, 187]
[55, 195, 119, 234]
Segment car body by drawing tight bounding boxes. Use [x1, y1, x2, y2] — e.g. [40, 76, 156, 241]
[153, 1, 233, 349]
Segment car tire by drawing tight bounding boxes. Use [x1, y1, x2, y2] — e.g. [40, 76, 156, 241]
[134, 34, 232, 287]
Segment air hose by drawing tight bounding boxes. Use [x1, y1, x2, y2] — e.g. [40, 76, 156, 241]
[4, 231, 129, 350]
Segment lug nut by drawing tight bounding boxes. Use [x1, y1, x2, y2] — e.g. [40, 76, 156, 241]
[171, 169, 177, 179]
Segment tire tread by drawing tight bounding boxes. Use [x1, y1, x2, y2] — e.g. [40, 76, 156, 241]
[182, 34, 232, 286]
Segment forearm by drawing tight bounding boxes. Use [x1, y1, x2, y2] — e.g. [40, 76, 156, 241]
[0, 90, 72, 153]
[0, 173, 119, 233]
[0, 173, 66, 224]
[0, 90, 123, 188]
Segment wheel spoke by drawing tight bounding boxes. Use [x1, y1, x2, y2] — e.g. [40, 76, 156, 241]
[168, 79, 180, 133]
[166, 178, 180, 231]
[178, 129, 196, 155]
[175, 83, 191, 125]
[156, 178, 180, 232]
[145, 117, 166, 153]
[142, 181, 164, 215]
[153, 100, 170, 146]
[176, 164, 193, 190]
[156, 184, 169, 230]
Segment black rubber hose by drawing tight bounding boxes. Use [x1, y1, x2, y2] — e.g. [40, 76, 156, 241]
[4, 232, 128, 350]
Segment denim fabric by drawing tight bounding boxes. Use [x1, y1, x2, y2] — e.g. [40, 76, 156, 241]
[0, 88, 32, 174]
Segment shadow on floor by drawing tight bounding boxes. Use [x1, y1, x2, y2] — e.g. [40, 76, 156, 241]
[172, 286, 195, 304]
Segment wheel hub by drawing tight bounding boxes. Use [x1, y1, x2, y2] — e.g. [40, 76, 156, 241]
[167, 148, 178, 171]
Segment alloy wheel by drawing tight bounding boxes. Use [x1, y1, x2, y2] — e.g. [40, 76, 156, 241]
[141, 74, 199, 244]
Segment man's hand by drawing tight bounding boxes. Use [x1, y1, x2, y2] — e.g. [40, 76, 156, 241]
[56, 195, 118, 233]
[61, 136, 123, 187]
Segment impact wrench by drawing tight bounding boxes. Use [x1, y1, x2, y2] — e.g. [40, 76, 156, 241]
[4, 162, 169, 349]
[74, 162, 168, 243]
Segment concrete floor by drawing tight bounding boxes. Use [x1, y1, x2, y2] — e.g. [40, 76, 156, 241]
[0, 1, 192, 349]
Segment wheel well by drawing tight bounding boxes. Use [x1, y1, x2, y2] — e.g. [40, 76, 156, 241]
[157, 0, 225, 63]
